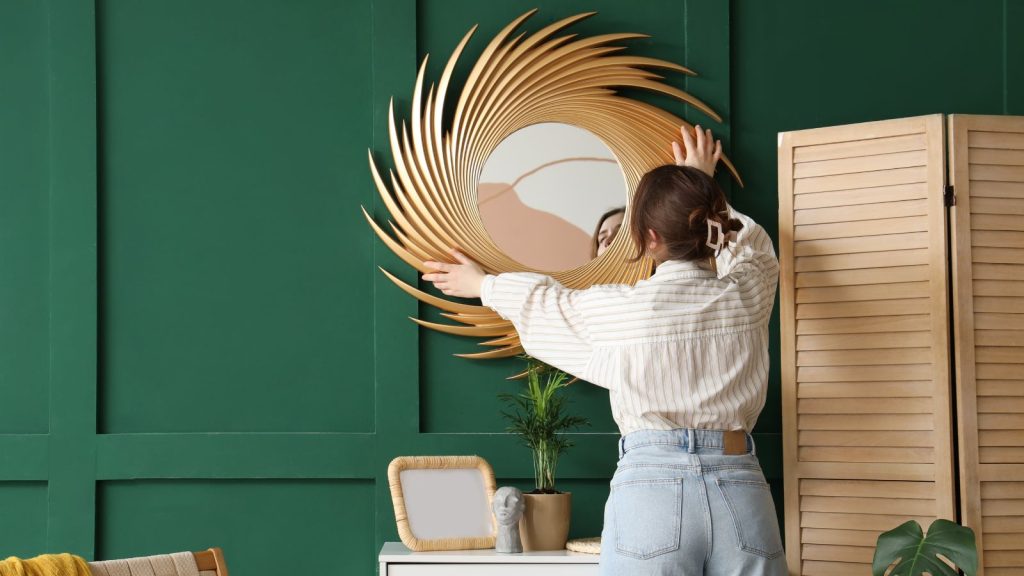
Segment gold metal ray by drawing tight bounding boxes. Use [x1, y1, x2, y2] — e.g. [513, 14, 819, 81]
[365, 10, 740, 359]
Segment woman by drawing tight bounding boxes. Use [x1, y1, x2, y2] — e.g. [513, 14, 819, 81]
[423, 125, 785, 575]
[592, 206, 625, 259]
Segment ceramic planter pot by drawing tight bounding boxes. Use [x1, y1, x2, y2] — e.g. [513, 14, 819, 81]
[519, 492, 571, 551]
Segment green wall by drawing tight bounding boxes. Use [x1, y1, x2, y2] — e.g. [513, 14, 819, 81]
[0, 0, 1020, 574]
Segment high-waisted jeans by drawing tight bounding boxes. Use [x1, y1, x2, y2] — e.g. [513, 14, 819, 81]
[599, 429, 787, 575]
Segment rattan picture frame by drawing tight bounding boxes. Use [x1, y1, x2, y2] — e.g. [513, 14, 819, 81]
[387, 455, 498, 551]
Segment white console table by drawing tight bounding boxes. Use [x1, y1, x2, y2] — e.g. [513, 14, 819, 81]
[379, 542, 599, 575]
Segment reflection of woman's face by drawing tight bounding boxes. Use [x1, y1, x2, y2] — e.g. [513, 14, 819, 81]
[596, 212, 625, 257]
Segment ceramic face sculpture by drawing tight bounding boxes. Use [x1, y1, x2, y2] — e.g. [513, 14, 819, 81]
[492, 486, 525, 553]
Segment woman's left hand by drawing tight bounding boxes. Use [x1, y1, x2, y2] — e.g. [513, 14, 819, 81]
[423, 249, 487, 298]
[672, 124, 722, 178]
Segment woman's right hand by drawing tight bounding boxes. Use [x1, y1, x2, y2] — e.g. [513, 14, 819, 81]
[671, 124, 722, 178]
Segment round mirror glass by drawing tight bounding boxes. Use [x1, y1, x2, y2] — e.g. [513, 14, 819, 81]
[477, 123, 629, 271]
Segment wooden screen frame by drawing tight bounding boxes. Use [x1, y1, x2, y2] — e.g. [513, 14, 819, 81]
[949, 113, 1024, 574]
[778, 114, 957, 574]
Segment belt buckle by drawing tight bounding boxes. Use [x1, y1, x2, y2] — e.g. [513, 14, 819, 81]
[723, 430, 747, 455]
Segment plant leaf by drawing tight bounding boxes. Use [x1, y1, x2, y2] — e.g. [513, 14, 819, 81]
[872, 519, 977, 576]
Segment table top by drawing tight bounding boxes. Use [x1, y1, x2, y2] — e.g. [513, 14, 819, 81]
[379, 542, 599, 564]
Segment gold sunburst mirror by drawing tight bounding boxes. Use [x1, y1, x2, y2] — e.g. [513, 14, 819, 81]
[363, 9, 741, 360]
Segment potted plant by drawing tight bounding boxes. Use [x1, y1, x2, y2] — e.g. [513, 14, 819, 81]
[499, 356, 589, 551]
[873, 518, 977, 575]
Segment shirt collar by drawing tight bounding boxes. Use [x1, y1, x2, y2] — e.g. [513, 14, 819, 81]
[652, 258, 711, 276]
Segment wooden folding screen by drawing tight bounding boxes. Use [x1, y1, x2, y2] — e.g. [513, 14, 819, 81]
[949, 115, 1024, 576]
[778, 114, 958, 576]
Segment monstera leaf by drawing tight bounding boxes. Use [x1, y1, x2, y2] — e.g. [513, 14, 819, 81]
[872, 519, 977, 576]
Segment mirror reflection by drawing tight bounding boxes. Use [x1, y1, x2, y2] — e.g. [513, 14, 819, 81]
[477, 123, 629, 271]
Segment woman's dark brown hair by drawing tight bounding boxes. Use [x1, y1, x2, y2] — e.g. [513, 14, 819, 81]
[591, 206, 626, 258]
[628, 164, 742, 263]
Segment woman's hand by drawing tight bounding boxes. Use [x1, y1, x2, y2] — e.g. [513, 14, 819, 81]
[671, 124, 722, 178]
[423, 249, 487, 298]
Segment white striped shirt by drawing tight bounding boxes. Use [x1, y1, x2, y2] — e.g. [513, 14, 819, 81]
[480, 207, 779, 435]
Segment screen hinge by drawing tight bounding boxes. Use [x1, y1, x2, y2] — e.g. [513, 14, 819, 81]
[944, 184, 956, 207]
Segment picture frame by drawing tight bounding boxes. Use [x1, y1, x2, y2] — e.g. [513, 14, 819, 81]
[387, 455, 498, 551]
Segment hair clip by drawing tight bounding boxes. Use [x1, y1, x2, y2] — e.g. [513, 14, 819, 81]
[706, 220, 724, 257]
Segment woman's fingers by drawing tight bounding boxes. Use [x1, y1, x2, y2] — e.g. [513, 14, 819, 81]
[681, 125, 696, 156]
[671, 141, 685, 165]
[450, 249, 472, 265]
[713, 139, 722, 165]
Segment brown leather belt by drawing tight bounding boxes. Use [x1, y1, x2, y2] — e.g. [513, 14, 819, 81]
[722, 429, 748, 455]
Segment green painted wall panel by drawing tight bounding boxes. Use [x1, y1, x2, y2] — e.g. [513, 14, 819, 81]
[2, 0, 1023, 568]
[97, 480, 375, 575]
[0, 482, 49, 558]
[1009, 0, 1024, 114]
[96, 0, 375, 433]
[0, 0, 50, 434]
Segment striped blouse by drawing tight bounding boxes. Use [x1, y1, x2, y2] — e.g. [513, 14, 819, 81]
[480, 207, 779, 435]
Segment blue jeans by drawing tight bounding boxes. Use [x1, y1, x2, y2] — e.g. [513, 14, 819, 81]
[599, 429, 787, 575]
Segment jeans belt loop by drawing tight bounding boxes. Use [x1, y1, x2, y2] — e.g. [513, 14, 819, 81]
[749, 433, 757, 456]
[686, 428, 696, 454]
[618, 436, 626, 458]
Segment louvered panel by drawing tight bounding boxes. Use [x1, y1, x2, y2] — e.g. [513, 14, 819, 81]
[797, 348, 932, 365]
[972, 181, 1024, 199]
[780, 115, 955, 575]
[979, 476, 1024, 576]
[802, 560, 871, 576]
[800, 431, 935, 447]
[798, 381, 932, 399]
[801, 511, 936, 532]
[980, 431, 1024, 446]
[800, 414, 933, 430]
[801, 544, 875, 564]
[801, 495, 937, 516]
[794, 216, 929, 241]
[973, 232, 1024, 248]
[794, 199, 928, 225]
[802, 528, 883, 547]
[798, 447, 935, 463]
[797, 331, 932, 350]
[970, 148, 1024, 166]
[950, 114, 1024, 575]
[793, 167, 928, 195]
[983, 516, 1024, 532]
[796, 299, 931, 319]
[799, 397, 933, 413]
[794, 232, 930, 256]
[796, 314, 932, 335]
[986, 533, 1024, 551]
[969, 131, 1024, 149]
[973, 214, 1024, 232]
[794, 183, 928, 210]
[976, 331, 1024, 346]
[979, 397, 1024, 412]
[978, 381, 1024, 396]
[795, 250, 929, 273]
[798, 364, 934, 382]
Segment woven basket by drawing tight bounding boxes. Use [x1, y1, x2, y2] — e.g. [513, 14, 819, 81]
[565, 537, 601, 555]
